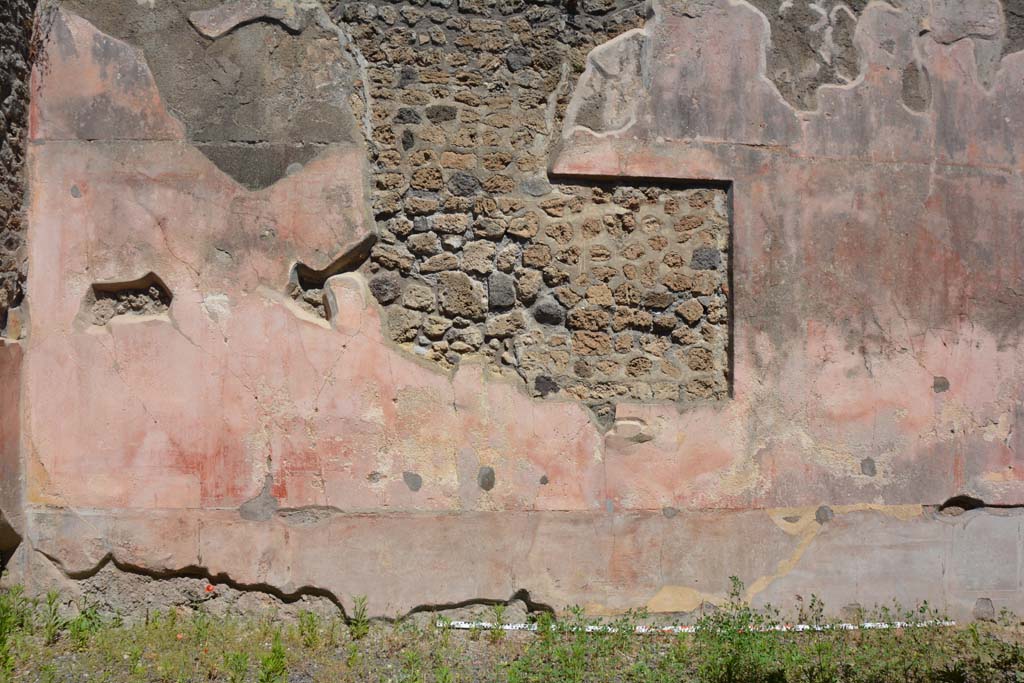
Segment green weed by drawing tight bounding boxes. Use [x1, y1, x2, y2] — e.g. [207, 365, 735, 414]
[349, 595, 370, 640]
[41, 590, 63, 645]
[67, 598, 104, 649]
[0, 580, 1021, 682]
[223, 650, 250, 683]
[298, 610, 321, 649]
[257, 631, 287, 683]
[489, 603, 506, 643]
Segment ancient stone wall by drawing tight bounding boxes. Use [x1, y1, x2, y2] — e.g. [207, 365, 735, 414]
[365, 177, 731, 416]
[0, 0, 36, 336]
[336, 0, 733, 417]
[5, 0, 1024, 622]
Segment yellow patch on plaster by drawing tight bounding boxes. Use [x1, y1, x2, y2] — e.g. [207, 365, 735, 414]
[646, 585, 715, 613]
[832, 503, 923, 521]
[745, 521, 819, 601]
[582, 603, 620, 617]
[981, 470, 1020, 483]
[609, 503, 926, 617]
[748, 503, 924, 601]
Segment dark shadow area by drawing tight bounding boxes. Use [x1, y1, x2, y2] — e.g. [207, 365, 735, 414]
[939, 495, 986, 513]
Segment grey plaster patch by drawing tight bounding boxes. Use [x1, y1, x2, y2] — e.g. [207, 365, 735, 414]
[239, 475, 279, 521]
[478, 466, 496, 491]
[189, 0, 313, 39]
[973, 597, 996, 621]
[62, 0, 361, 190]
[901, 62, 931, 112]
[277, 507, 338, 526]
[403, 471, 423, 492]
[196, 143, 321, 191]
[815, 505, 834, 524]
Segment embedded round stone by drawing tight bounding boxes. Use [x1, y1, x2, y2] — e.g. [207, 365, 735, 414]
[533, 297, 565, 325]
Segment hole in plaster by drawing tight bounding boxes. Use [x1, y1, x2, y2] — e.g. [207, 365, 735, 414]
[86, 273, 172, 326]
[0, 512, 21, 573]
[404, 588, 555, 618]
[286, 235, 376, 319]
[939, 495, 986, 515]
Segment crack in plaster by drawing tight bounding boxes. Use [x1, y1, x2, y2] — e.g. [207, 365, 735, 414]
[30, 545, 556, 622]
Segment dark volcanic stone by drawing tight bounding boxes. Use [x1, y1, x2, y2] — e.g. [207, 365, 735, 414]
[368, 273, 402, 304]
[488, 272, 517, 309]
[534, 375, 559, 396]
[533, 296, 565, 325]
[506, 46, 533, 72]
[394, 107, 422, 124]
[448, 171, 481, 196]
[426, 104, 457, 122]
[690, 246, 721, 270]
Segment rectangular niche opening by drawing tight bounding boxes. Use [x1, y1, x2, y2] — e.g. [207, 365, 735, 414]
[368, 174, 733, 415]
[540, 176, 734, 407]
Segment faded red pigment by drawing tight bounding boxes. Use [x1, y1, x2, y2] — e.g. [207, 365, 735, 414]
[1, 0, 1023, 620]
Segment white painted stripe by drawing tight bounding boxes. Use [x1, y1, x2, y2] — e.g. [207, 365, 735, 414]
[438, 620, 957, 634]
